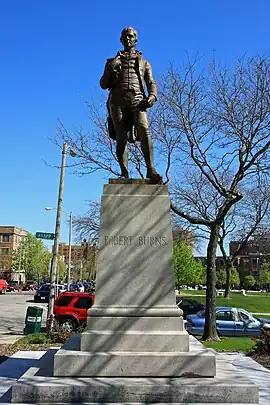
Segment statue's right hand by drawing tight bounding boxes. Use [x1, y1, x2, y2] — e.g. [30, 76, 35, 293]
[110, 56, 121, 70]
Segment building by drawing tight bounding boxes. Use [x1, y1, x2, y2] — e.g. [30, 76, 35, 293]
[56, 240, 96, 264]
[0, 226, 28, 281]
[229, 234, 270, 282]
[53, 240, 97, 282]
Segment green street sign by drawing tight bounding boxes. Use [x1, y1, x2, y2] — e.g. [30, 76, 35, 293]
[35, 232, 55, 240]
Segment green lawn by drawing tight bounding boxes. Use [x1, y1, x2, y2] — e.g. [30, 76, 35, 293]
[180, 290, 206, 296]
[202, 337, 256, 352]
[178, 291, 270, 313]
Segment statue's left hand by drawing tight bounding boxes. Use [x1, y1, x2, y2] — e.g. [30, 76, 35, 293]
[147, 95, 156, 108]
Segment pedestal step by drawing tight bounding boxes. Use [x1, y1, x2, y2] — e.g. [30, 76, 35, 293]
[80, 330, 189, 352]
[11, 370, 258, 404]
[53, 348, 215, 377]
[10, 337, 259, 404]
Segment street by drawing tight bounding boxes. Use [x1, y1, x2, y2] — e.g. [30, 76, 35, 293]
[0, 292, 48, 335]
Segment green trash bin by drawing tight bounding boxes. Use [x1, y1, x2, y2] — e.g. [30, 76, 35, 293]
[24, 306, 43, 335]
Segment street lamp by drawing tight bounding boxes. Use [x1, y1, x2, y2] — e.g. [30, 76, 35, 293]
[45, 207, 72, 291]
[46, 142, 76, 332]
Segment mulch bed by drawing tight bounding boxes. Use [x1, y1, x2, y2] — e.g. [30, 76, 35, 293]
[0, 343, 59, 364]
[252, 354, 270, 369]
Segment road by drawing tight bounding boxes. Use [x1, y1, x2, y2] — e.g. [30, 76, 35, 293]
[0, 292, 48, 335]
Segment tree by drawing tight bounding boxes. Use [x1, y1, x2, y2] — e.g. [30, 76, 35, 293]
[72, 201, 100, 243]
[216, 270, 226, 289]
[243, 275, 255, 290]
[70, 257, 97, 282]
[161, 56, 270, 340]
[173, 242, 204, 289]
[260, 263, 270, 287]
[12, 234, 51, 283]
[57, 256, 67, 284]
[230, 267, 240, 288]
[55, 55, 270, 341]
[218, 177, 270, 298]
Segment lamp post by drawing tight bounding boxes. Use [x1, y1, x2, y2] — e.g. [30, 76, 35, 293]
[67, 211, 72, 291]
[45, 142, 76, 332]
[45, 208, 72, 291]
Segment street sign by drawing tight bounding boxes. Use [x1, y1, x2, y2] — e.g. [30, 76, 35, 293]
[35, 232, 55, 240]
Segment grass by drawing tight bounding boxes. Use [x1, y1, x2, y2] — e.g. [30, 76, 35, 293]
[180, 290, 206, 295]
[179, 291, 270, 313]
[202, 337, 256, 352]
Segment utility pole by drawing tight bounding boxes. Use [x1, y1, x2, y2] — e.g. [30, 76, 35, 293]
[46, 143, 67, 332]
[79, 260, 83, 282]
[67, 212, 72, 291]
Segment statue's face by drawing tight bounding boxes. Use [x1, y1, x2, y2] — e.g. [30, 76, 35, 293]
[121, 29, 137, 50]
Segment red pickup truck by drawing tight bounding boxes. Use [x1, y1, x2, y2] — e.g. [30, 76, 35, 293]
[0, 280, 8, 294]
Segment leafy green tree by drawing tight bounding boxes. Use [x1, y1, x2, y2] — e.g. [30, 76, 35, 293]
[243, 275, 255, 290]
[260, 264, 270, 287]
[230, 267, 240, 288]
[173, 242, 203, 289]
[12, 234, 51, 283]
[57, 256, 67, 283]
[198, 264, 207, 285]
[216, 270, 226, 288]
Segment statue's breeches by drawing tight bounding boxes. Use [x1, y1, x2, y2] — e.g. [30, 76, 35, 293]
[109, 90, 150, 142]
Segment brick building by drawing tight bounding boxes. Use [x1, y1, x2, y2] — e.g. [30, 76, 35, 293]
[229, 234, 270, 281]
[55, 240, 97, 265]
[0, 226, 28, 281]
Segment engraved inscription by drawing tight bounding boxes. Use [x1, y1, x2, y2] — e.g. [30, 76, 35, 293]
[104, 236, 133, 246]
[138, 236, 167, 246]
[104, 235, 167, 247]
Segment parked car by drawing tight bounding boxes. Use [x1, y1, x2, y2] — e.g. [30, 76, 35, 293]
[0, 280, 8, 294]
[54, 291, 95, 332]
[34, 283, 66, 302]
[176, 298, 205, 319]
[185, 306, 270, 337]
[7, 281, 21, 292]
[34, 283, 50, 301]
[22, 280, 37, 291]
[69, 283, 80, 292]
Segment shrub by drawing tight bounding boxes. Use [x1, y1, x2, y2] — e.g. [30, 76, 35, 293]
[251, 329, 270, 356]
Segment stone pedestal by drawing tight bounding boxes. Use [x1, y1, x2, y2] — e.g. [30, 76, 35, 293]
[55, 182, 208, 378]
[11, 180, 259, 403]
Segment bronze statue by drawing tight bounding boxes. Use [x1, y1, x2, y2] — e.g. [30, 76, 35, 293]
[100, 27, 162, 184]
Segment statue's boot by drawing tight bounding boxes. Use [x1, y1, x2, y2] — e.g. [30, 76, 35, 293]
[119, 166, 129, 178]
[146, 167, 163, 184]
[117, 143, 129, 178]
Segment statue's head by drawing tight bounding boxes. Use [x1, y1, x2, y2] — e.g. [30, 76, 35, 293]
[120, 27, 138, 50]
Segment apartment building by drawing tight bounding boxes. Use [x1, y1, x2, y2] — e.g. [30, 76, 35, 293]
[229, 234, 270, 281]
[0, 226, 28, 280]
[55, 239, 97, 265]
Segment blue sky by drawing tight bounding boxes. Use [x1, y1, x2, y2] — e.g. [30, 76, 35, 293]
[0, 0, 269, 250]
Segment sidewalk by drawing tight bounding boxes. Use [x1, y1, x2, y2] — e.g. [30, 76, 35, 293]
[252, 312, 270, 316]
[0, 335, 22, 344]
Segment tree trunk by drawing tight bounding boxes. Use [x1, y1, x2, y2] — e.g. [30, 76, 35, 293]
[202, 224, 220, 341]
[224, 263, 232, 298]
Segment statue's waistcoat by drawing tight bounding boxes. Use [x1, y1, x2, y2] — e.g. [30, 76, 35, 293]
[115, 52, 142, 95]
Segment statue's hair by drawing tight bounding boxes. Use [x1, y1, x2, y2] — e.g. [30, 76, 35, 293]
[120, 27, 138, 43]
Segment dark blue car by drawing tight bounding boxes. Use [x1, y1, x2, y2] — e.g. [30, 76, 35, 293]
[185, 306, 270, 337]
[34, 283, 66, 302]
[34, 284, 50, 302]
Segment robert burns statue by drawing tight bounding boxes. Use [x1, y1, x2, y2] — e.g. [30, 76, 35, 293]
[100, 27, 162, 184]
